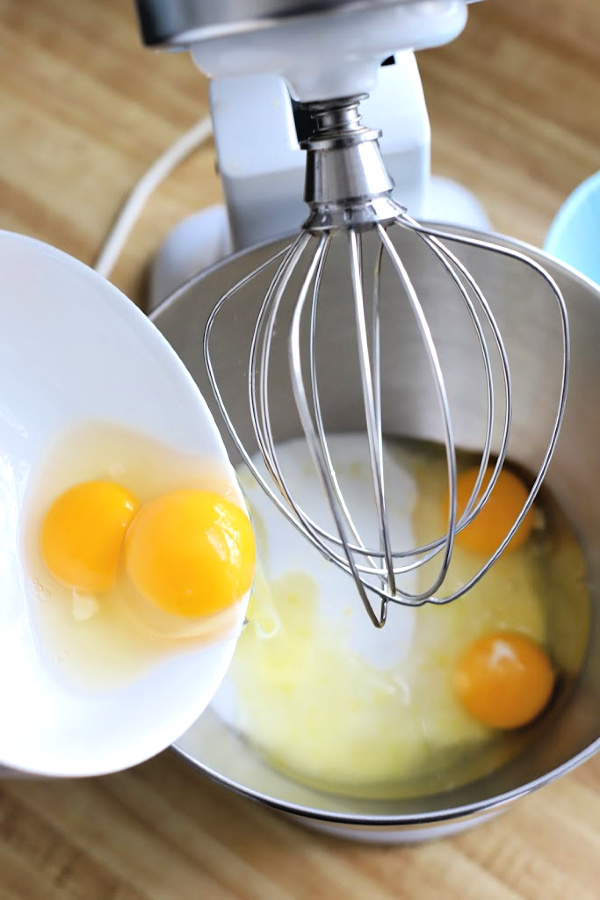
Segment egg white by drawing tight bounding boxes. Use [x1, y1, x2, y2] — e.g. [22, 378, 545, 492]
[211, 435, 551, 795]
[22, 421, 246, 690]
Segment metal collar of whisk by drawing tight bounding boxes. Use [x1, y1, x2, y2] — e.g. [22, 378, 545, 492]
[300, 96, 405, 232]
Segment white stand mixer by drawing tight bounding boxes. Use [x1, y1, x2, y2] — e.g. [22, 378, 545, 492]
[129, 0, 582, 840]
[136, 0, 489, 310]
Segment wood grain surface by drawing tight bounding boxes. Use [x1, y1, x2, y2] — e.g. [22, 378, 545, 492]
[1, 1, 600, 897]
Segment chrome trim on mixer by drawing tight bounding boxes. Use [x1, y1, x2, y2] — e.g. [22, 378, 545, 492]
[134, 0, 451, 48]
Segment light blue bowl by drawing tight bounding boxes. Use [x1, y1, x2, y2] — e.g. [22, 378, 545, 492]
[545, 171, 600, 286]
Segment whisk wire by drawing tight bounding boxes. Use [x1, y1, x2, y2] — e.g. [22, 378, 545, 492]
[402, 216, 512, 530]
[372, 237, 391, 624]
[204, 238, 336, 550]
[308, 236, 388, 586]
[377, 224, 458, 601]
[250, 233, 310, 496]
[289, 233, 386, 625]
[348, 229, 397, 598]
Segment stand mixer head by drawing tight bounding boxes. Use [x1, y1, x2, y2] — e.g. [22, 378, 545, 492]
[135, 0, 472, 100]
[134, 0, 570, 626]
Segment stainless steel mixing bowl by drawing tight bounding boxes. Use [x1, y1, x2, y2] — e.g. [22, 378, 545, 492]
[151, 225, 600, 841]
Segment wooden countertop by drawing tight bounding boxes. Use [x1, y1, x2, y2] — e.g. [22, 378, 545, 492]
[2, 1, 600, 897]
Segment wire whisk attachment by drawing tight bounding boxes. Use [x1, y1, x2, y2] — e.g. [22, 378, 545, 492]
[204, 96, 569, 627]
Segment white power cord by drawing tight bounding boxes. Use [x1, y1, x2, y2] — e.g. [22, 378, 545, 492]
[94, 116, 214, 280]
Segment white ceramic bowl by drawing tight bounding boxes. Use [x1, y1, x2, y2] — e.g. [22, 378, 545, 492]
[0, 230, 247, 777]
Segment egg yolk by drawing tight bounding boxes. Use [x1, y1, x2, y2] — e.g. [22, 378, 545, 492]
[40, 480, 139, 593]
[124, 490, 256, 618]
[447, 466, 534, 556]
[454, 632, 554, 729]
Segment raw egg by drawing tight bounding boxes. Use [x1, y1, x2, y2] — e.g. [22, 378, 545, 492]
[40, 480, 138, 593]
[450, 466, 534, 555]
[23, 421, 254, 689]
[125, 490, 256, 618]
[454, 631, 554, 729]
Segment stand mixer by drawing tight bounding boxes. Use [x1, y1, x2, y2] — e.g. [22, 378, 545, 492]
[133, 0, 568, 626]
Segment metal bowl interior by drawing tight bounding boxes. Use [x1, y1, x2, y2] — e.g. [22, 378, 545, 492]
[151, 225, 600, 830]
